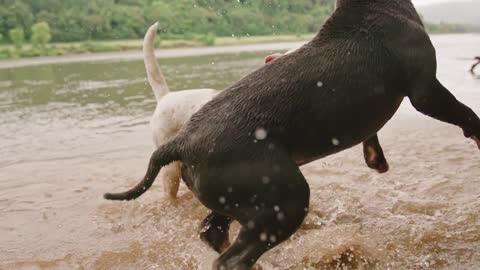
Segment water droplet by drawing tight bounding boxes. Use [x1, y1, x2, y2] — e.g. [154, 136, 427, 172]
[268, 143, 275, 150]
[259, 233, 268, 241]
[332, 137, 340, 146]
[247, 221, 255, 229]
[269, 235, 277, 243]
[277, 212, 285, 220]
[274, 205, 280, 212]
[262, 176, 270, 184]
[317, 81, 323, 87]
[219, 196, 226, 204]
[227, 187, 233, 193]
[254, 127, 268, 140]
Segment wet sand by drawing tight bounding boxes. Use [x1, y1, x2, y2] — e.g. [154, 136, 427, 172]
[0, 34, 479, 269]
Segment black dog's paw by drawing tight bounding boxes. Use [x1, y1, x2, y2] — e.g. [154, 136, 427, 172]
[373, 160, 389, 174]
[199, 216, 230, 253]
[367, 157, 389, 174]
[364, 146, 389, 173]
[464, 128, 480, 149]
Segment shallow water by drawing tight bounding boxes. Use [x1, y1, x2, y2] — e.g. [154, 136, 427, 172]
[0, 34, 479, 270]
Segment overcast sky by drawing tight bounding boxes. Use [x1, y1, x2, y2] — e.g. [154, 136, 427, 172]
[412, 0, 470, 7]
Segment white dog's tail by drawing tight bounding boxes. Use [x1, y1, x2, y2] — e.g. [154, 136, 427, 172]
[143, 22, 170, 101]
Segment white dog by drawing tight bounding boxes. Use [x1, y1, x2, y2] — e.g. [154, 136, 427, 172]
[143, 22, 297, 199]
[143, 23, 218, 199]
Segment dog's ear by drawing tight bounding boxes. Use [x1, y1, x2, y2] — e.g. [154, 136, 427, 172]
[264, 53, 283, 64]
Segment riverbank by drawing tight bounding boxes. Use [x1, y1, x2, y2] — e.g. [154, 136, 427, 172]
[1, 33, 478, 70]
[1, 26, 477, 62]
[0, 34, 314, 61]
[0, 41, 308, 69]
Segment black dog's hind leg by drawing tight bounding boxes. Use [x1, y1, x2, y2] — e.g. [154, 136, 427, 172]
[409, 78, 480, 148]
[199, 212, 233, 253]
[213, 193, 309, 270]
[363, 134, 389, 173]
[210, 149, 310, 270]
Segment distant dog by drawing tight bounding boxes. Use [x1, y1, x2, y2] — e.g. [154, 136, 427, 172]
[144, 23, 389, 200]
[108, 1, 480, 268]
[471, 56, 480, 74]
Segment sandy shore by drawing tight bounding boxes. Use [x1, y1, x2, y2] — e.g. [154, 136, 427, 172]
[0, 41, 306, 70]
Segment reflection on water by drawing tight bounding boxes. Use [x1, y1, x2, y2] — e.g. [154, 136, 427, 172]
[0, 52, 262, 112]
[0, 35, 479, 269]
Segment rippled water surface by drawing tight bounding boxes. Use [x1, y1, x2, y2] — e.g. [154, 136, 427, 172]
[0, 35, 479, 270]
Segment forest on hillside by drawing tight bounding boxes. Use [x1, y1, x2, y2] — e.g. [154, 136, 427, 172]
[0, 0, 334, 42]
[0, 0, 475, 59]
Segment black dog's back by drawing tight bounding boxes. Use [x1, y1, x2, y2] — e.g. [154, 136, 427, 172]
[179, 1, 426, 166]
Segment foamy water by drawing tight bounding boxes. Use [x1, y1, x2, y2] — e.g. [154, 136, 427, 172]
[0, 34, 479, 269]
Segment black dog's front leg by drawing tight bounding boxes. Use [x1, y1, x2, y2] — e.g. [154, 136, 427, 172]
[363, 134, 389, 173]
[409, 78, 480, 149]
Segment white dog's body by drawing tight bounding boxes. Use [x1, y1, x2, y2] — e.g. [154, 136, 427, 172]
[143, 23, 218, 198]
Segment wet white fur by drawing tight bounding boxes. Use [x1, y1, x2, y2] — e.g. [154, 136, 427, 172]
[143, 22, 218, 199]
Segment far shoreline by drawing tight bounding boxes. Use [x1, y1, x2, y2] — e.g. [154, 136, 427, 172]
[0, 33, 478, 70]
[0, 41, 308, 70]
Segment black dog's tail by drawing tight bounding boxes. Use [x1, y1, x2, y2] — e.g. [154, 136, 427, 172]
[104, 141, 180, 201]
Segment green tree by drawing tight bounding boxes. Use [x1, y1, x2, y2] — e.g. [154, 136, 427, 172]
[31, 22, 51, 49]
[0, 0, 470, 44]
[9, 27, 25, 49]
[7, 1, 34, 38]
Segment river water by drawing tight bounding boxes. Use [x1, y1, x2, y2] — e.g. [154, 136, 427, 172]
[0, 35, 479, 270]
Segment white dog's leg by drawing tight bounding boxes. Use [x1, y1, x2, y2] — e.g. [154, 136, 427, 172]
[159, 161, 182, 199]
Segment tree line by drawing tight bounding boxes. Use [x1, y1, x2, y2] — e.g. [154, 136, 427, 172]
[0, 0, 334, 43]
[0, 0, 475, 58]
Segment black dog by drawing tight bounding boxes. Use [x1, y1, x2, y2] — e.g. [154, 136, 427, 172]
[105, 0, 480, 269]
